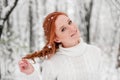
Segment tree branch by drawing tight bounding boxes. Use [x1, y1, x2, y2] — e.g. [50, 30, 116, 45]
[0, 0, 18, 38]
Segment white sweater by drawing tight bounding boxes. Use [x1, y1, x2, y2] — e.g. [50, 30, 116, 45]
[29, 38, 112, 80]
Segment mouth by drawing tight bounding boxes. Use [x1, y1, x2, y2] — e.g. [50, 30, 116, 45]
[71, 30, 77, 37]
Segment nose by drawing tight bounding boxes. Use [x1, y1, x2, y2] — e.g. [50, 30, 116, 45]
[69, 25, 76, 33]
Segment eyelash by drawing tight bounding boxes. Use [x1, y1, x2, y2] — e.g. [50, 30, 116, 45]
[61, 27, 66, 32]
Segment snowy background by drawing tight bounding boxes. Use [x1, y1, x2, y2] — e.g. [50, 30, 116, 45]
[0, 0, 120, 80]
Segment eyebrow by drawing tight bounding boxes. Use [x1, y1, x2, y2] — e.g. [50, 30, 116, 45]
[67, 19, 70, 22]
[59, 19, 70, 31]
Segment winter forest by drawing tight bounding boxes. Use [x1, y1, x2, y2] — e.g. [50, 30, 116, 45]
[0, 0, 120, 80]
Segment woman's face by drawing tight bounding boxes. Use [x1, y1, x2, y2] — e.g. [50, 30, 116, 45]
[55, 15, 80, 48]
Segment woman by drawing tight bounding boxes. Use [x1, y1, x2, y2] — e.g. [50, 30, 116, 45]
[19, 12, 109, 80]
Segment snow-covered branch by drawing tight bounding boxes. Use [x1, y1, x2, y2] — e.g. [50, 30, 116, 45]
[0, 0, 18, 38]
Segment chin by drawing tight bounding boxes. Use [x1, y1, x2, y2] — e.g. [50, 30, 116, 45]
[71, 36, 80, 42]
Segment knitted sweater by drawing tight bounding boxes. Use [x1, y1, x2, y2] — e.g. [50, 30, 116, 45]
[40, 38, 109, 80]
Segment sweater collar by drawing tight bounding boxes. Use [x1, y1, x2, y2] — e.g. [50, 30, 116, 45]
[57, 38, 87, 56]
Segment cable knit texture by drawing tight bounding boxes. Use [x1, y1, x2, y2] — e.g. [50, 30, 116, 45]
[41, 38, 110, 80]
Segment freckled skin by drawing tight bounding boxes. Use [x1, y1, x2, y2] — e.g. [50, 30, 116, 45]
[54, 15, 80, 48]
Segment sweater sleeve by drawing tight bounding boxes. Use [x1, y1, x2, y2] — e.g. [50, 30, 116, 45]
[98, 49, 109, 80]
[41, 60, 57, 80]
[97, 48, 118, 80]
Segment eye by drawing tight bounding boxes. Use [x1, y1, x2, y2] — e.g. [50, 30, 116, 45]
[61, 27, 66, 32]
[68, 20, 72, 25]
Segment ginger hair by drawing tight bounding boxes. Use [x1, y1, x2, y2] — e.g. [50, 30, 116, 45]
[23, 12, 67, 61]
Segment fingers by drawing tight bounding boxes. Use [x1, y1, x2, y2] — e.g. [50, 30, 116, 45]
[18, 59, 29, 71]
[18, 59, 35, 75]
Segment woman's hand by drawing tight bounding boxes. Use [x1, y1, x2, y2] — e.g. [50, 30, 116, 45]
[18, 59, 34, 75]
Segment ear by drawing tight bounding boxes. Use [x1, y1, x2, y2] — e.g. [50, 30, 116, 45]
[54, 37, 61, 43]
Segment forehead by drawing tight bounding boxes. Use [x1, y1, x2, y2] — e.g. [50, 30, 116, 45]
[55, 15, 69, 27]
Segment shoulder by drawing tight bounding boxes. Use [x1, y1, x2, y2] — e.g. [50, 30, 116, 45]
[41, 58, 57, 77]
[84, 44, 106, 62]
[85, 44, 102, 55]
[41, 57, 58, 79]
[41, 54, 66, 76]
[86, 44, 101, 51]
[42, 53, 66, 69]
[86, 44, 109, 62]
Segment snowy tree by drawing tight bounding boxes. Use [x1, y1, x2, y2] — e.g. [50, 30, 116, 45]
[0, 0, 119, 80]
[0, 0, 18, 38]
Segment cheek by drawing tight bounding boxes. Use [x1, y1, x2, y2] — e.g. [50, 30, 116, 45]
[59, 33, 69, 38]
[57, 32, 70, 40]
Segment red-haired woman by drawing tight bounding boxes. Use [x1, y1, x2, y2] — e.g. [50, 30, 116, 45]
[19, 12, 109, 80]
